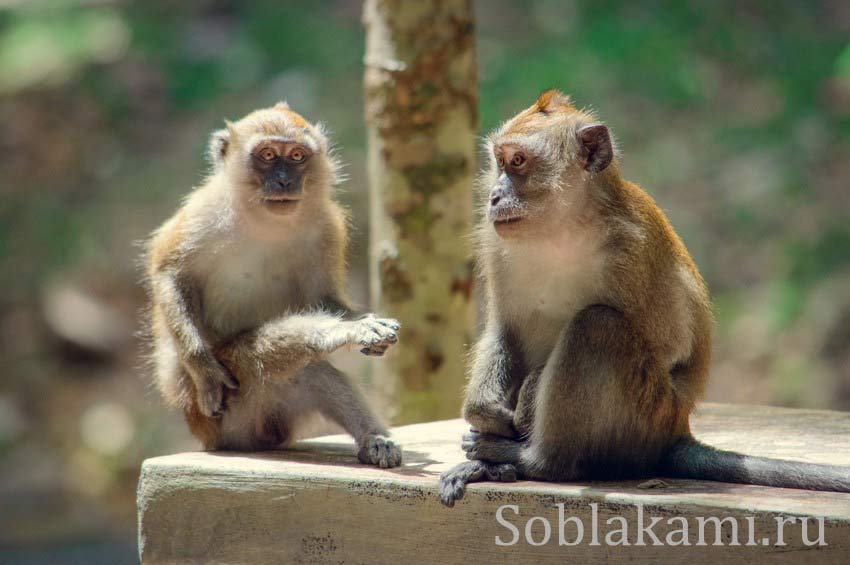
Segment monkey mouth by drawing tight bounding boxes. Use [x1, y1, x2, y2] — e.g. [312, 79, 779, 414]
[263, 197, 300, 212]
[492, 212, 526, 227]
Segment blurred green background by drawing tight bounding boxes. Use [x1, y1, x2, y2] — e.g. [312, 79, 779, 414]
[1, 0, 849, 561]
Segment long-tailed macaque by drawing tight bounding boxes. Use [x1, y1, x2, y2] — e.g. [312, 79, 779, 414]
[145, 103, 402, 467]
[439, 90, 850, 505]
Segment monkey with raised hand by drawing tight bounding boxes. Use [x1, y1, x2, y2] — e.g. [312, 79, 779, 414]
[439, 90, 850, 505]
[145, 103, 402, 467]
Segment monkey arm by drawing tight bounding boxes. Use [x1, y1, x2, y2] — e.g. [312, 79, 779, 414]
[151, 269, 239, 417]
[462, 324, 525, 438]
[317, 295, 360, 319]
[317, 294, 401, 356]
[215, 313, 400, 381]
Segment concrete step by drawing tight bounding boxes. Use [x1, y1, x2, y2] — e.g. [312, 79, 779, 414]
[137, 403, 850, 563]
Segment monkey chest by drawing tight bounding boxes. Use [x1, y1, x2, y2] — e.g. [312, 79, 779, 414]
[501, 247, 603, 368]
[199, 245, 322, 339]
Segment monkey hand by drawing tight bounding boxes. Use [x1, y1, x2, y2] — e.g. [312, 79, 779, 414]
[462, 429, 524, 465]
[439, 460, 517, 507]
[464, 401, 519, 439]
[188, 358, 239, 418]
[348, 314, 400, 357]
[357, 434, 403, 468]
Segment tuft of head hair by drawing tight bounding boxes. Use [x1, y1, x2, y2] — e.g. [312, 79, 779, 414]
[534, 89, 576, 114]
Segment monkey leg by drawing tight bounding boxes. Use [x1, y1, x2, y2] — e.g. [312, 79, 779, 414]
[438, 460, 518, 507]
[287, 361, 402, 468]
[211, 361, 403, 466]
[518, 304, 679, 481]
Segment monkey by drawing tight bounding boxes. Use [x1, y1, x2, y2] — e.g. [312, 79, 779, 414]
[439, 90, 850, 505]
[144, 102, 402, 468]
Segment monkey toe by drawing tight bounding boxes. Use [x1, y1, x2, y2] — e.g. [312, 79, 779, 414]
[438, 475, 465, 507]
[488, 463, 518, 483]
[218, 366, 239, 390]
[438, 461, 488, 507]
[358, 435, 402, 468]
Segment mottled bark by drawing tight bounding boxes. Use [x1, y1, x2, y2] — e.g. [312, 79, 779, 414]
[363, 0, 477, 423]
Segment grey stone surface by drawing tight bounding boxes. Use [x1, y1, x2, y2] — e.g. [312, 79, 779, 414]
[138, 403, 850, 563]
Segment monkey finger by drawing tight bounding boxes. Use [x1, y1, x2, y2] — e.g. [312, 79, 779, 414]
[486, 463, 517, 483]
[361, 320, 398, 342]
[358, 333, 384, 347]
[461, 433, 481, 452]
[374, 318, 401, 331]
[360, 346, 387, 356]
[219, 367, 239, 389]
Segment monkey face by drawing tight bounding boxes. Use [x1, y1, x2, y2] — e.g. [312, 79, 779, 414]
[250, 141, 313, 214]
[482, 90, 615, 240]
[207, 103, 339, 219]
[488, 143, 531, 235]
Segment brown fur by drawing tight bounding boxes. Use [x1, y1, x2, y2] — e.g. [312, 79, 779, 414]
[144, 105, 402, 467]
[486, 91, 711, 464]
[439, 90, 712, 504]
[442, 91, 850, 508]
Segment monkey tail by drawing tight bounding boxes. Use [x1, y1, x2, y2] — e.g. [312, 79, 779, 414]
[661, 437, 850, 493]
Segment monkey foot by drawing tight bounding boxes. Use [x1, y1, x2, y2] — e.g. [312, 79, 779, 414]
[357, 434, 402, 469]
[438, 460, 517, 508]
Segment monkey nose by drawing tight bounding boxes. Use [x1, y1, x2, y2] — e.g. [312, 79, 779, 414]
[277, 178, 293, 189]
[490, 194, 501, 206]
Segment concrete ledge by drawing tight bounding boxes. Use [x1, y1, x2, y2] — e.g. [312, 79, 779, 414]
[138, 403, 850, 563]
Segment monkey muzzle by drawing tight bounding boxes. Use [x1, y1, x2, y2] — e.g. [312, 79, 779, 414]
[488, 175, 526, 228]
[262, 166, 303, 211]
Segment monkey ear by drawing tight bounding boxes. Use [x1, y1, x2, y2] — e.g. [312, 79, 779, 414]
[578, 124, 613, 173]
[208, 125, 232, 169]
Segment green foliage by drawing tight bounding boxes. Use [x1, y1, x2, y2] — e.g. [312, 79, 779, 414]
[2, 1, 850, 554]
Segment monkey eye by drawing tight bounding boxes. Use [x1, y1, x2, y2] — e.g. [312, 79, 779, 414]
[496, 155, 506, 169]
[289, 147, 308, 162]
[511, 153, 526, 167]
[259, 147, 277, 162]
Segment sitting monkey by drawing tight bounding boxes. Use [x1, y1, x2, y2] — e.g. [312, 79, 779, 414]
[440, 90, 850, 505]
[145, 103, 401, 467]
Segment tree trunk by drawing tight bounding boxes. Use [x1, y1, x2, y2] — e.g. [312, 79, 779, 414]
[363, 0, 477, 423]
